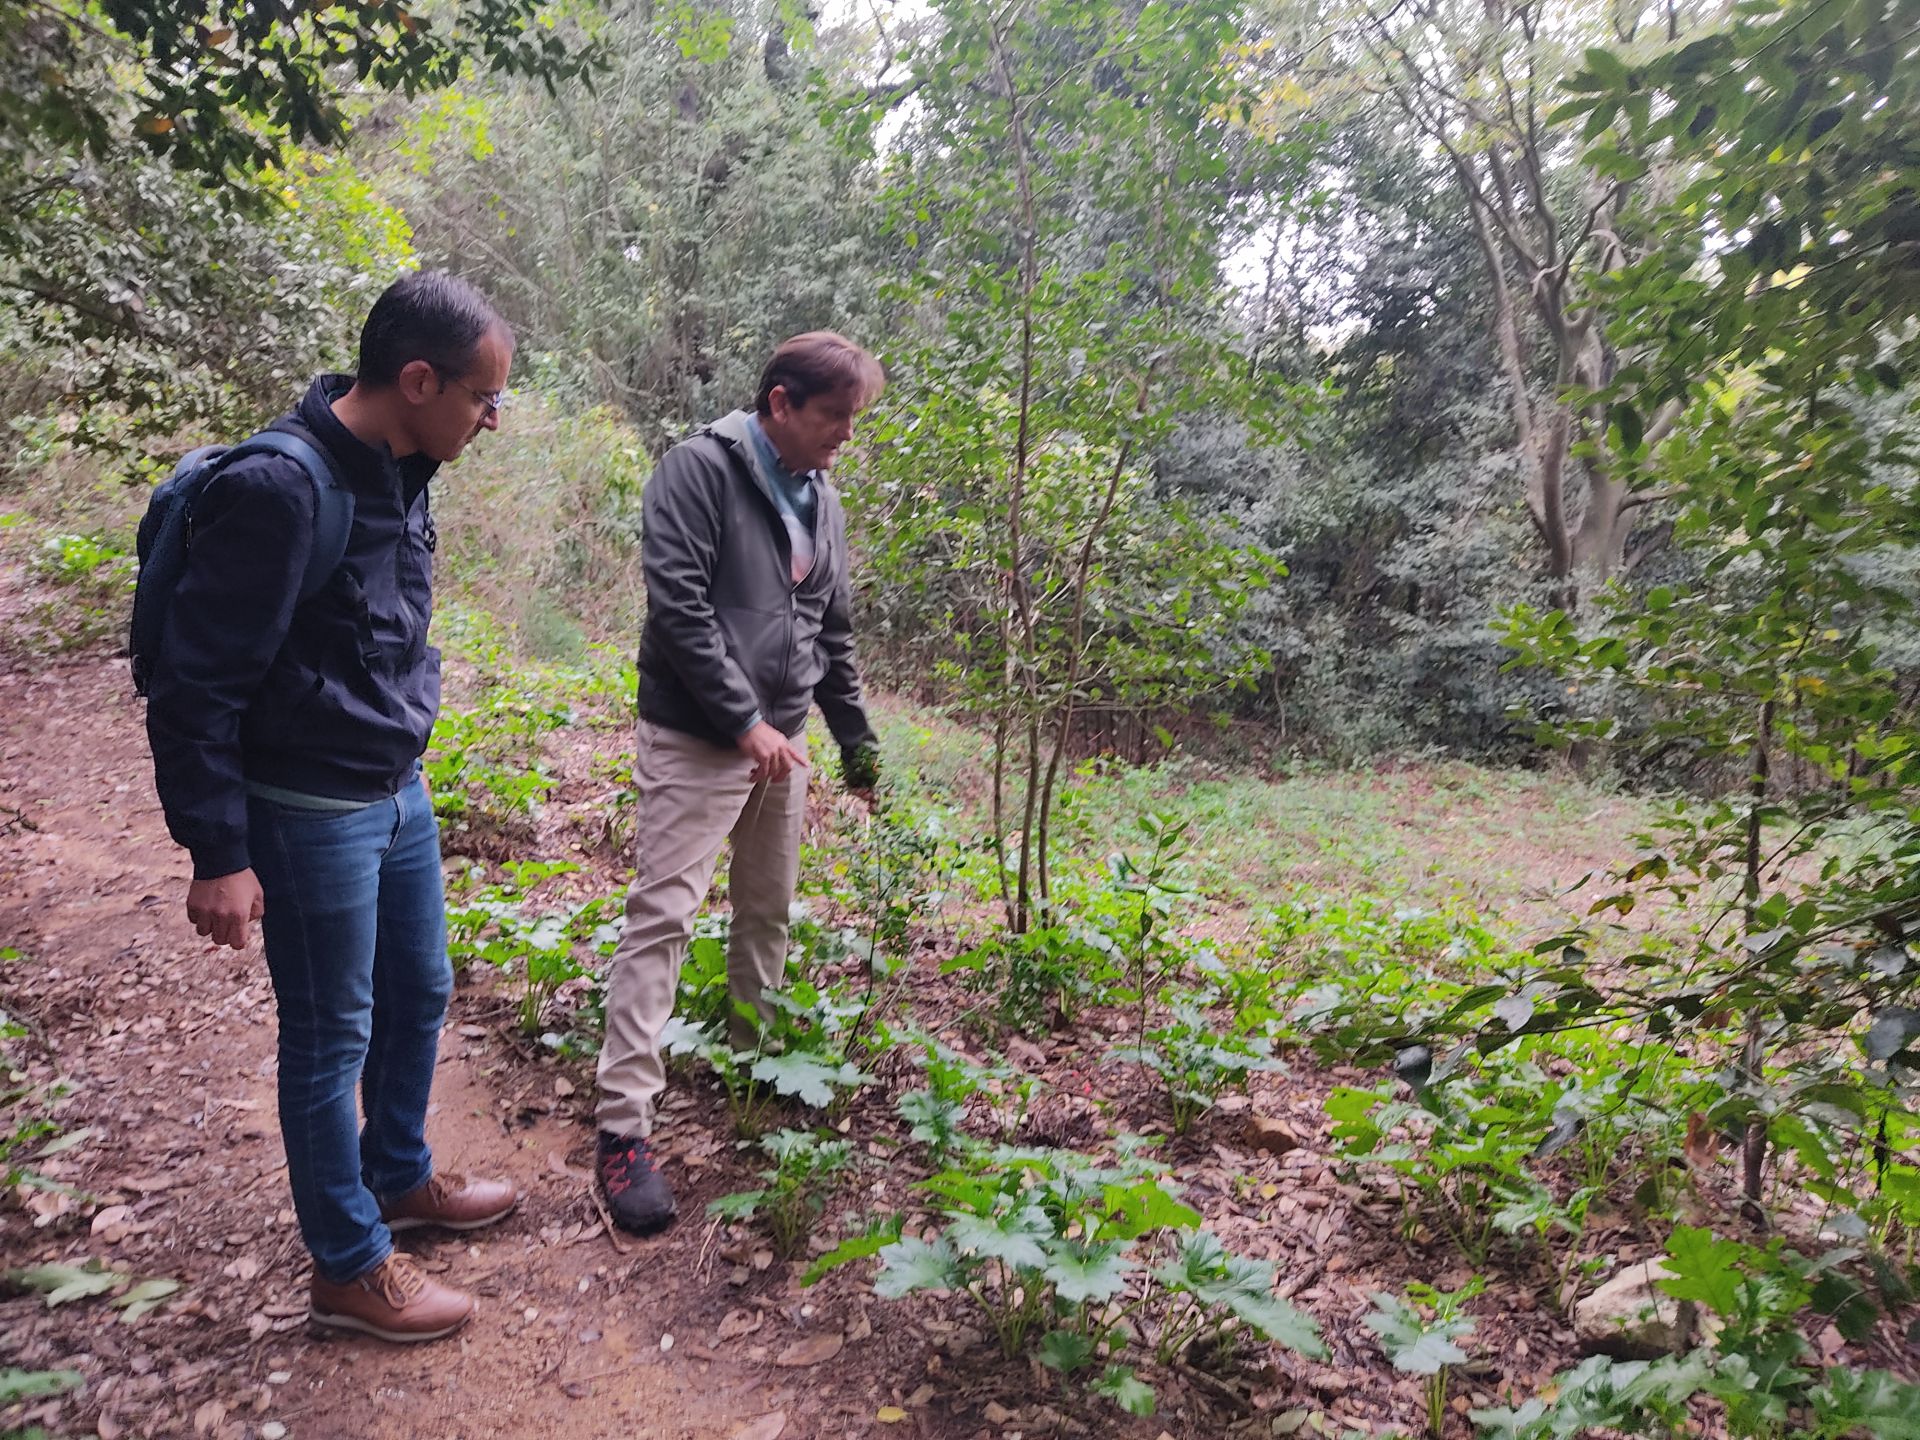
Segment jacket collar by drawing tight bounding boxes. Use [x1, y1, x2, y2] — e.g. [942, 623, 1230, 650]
[298, 373, 440, 499]
[705, 408, 827, 515]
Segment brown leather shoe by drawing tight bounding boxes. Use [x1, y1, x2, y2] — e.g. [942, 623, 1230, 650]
[309, 1253, 473, 1343]
[380, 1172, 519, 1233]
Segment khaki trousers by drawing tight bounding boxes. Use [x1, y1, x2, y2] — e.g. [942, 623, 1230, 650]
[594, 720, 807, 1138]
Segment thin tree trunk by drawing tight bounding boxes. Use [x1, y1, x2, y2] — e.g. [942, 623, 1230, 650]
[1017, 715, 1041, 932]
[991, 710, 1014, 932]
[1740, 697, 1776, 1229]
[989, 14, 1044, 934]
[1035, 437, 1136, 907]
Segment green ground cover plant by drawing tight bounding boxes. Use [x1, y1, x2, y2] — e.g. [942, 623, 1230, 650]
[708, 1128, 857, 1259]
[812, 1140, 1325, 1418]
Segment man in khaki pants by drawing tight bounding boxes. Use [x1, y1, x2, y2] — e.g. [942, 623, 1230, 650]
[595, 333, 884, 1233]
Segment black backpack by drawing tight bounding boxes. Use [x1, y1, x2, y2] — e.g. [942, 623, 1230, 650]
[129, 427, 353, 696]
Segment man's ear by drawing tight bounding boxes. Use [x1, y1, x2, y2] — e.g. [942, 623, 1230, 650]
[766, 384, 793, 423]
[396, 359, 440, 405]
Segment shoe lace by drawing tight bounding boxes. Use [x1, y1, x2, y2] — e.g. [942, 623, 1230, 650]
[368, 1254, 427, 1309]
[601, 1138, 652, 1196]
[421, 1172, 466, 1208]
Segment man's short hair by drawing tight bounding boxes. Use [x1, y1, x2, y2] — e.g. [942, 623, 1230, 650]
[754, 332, 885, 414]
[356, 271, 507, 389]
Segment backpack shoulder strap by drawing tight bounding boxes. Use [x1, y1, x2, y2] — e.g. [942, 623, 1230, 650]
[225, 428, 355, 604]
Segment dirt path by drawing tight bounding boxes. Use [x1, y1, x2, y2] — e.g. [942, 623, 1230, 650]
[0, 574, 804, 1440]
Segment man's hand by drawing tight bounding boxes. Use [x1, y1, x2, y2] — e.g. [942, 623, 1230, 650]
[841, 742, 881, 809]
[737, 721, 809, 784]
[186, 869, 265, 951]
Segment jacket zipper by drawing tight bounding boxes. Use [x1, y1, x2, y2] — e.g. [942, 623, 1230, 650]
[774, 495, 805, 714]
[729, 433, 813, 732]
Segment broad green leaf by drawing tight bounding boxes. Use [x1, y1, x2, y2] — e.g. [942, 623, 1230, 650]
[1468, 1400, 1550, 1439]
[1041, 1241, 1132, 1304]
[874, 1236, 962, 1298]
[1582, 46, 1631, 89]
[1090, 1364, 1155, 1416]
[1864, 1007, 1920, 1063]
[1153, 1227, 1230, 1288]
[1811, 1367, 1920, 1437]
[947, 1208, 1050, 1271]
[1100, 1180, 1201, 1240]
[801, 1222, 902, 1287]
[1363, 1293, 1471, 1375]
[1492, 993, 1535, 1030]
[0, 1368, 84, 1404]
[706, 1189, 765, 1220]
[660, 1016, 715, 1057]
[750, 1052, 869, 1107]
[1660, 1227, 1747, 1317]
[6, 1260, 123, 1307]
[1036, 1328, 1097, 1373]
[1611, 403, 1644, 451]
[1224, 1287, 1328, 1358]
[110, 1277, 180, 1324]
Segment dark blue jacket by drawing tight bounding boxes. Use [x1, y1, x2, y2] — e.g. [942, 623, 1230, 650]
[146, 375, 441, 879]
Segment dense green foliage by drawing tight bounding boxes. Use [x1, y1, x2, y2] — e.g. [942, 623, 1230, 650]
[0, 0, 590, 441]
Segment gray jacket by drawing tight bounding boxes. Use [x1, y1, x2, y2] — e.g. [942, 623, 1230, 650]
[637, 409, 876, 753]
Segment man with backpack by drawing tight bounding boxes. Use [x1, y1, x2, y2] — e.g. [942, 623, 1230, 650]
[594, 332, 885, 1235]
[140, 271, 519, 1343]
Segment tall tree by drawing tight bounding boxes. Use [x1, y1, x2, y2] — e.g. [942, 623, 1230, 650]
[1505, 0, 1920, 1222]
[1277, 0, 1722, 607]
[0, 0, 596, 435]
[839, 0, 1305, 929]
[377, 0, 883, 447]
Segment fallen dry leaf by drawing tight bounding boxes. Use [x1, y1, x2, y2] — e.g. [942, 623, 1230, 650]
[845, 1305, 872, 1343]
[876, 1406, 907, 1424]
[1245, 1114, 1302, 1156]
[716, 1308, 763, 1341]
[91, 1204, 136, 1238]
[26, 1189, 75, 1226]
[1684, 1111, 1720, 1170]
[1005, 1036, 1048, 1069]
[774, 1332, 843, 1367]
[729, 1413, 787, 1440]
[191, 1400, 226, 1436]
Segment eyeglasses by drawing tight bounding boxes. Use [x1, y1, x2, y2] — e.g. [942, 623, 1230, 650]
[440, 374, 509, 416]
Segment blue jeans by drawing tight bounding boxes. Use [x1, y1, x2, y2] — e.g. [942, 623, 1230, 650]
[248, 776, 450, 1284]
